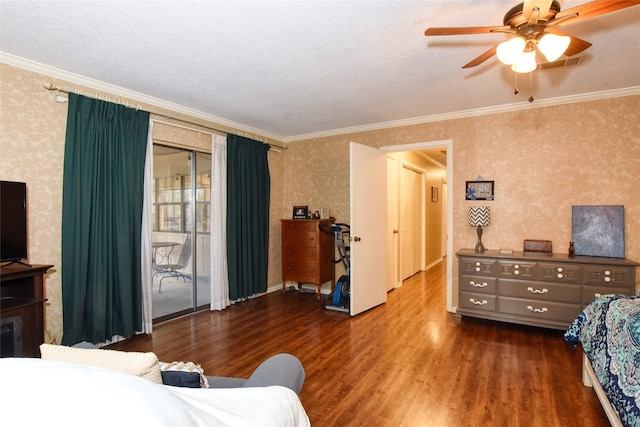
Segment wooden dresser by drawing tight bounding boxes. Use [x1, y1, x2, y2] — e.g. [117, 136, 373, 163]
[456, 249, 639, 330]
[281, 219, 335, 300]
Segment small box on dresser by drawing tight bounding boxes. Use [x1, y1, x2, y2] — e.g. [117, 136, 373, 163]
[456, 249, 639, 330]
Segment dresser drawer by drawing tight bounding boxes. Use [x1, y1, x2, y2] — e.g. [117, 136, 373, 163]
[459, 292, 496, 312]
[282, 261, 319, 284]
[498, 297, 581, 323]
[283, 246, 318, 262]
[459, 275, 496, 294]
[497, 260, 536, 280]
[283, 231, 318, 247]
[582, 285, 635, 305]
[459, 258, 496, 276]
[537, 262, 581, 284]
[283, 220, 319, 233]
[582, 265, 635, 287]
[498, 279, 581, 304]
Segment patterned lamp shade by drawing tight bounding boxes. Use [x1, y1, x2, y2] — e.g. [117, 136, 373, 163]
[469, 206, 491, 227]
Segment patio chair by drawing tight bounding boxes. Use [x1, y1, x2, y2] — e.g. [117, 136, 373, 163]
[154, 235, 192, 292]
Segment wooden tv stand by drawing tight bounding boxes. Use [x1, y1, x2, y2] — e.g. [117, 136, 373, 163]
[1, 263, 53, 357]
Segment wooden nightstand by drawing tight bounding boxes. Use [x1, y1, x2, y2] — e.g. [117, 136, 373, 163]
[281, 219, 335, 300]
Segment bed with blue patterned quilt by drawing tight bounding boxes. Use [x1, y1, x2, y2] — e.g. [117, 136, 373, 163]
[564, 294, 640, 427]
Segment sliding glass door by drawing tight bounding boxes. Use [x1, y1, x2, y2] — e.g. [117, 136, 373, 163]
[152, 145, 211, 321]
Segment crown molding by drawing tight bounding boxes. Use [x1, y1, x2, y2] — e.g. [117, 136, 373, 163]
[283, 86, 640, 143]
[0, 52, 285, 143]
[3, 51, 637, 145]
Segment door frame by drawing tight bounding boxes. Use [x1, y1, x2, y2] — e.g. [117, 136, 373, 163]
[380, 139, 454, 312]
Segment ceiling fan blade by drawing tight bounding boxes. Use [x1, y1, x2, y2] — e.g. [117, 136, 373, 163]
[523, 0, 553, 25]
[425, 26, 509, 36]
[556, 0, 640, 25]
[545, 13, 579, 28]
[546, 28, 592, 57]
[462, 45, 498, 69]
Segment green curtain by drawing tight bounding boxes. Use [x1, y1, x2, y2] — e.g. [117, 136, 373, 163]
[61, 93, 149, 346]
[226, 134, 271, 300]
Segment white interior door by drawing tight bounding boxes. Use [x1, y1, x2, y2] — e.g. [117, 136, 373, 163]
[386, 156, 398, 291]
[441, 181, 448, 258]
[401, 166, 412, 280]
[401, 166, 423, 279]
[350, 142, 387, 316]
[413, 172, 423, 272]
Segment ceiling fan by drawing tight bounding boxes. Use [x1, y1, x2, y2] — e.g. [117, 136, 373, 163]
[425, 0, 640, 71]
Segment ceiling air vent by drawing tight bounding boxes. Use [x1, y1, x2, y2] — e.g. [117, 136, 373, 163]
[538, 56, 585, 70]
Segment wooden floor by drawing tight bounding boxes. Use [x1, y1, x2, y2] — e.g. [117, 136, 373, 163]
[108, 260, 609, 426]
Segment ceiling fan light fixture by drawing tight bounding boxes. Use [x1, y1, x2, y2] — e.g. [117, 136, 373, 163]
[511, 49, 537, 73]
[538, 33, 571, 62]
[497, 36, 526, 65]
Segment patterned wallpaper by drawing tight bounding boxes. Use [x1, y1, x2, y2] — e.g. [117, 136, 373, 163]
[1, 64, 67, 343]
[2, 61, 638, 343]
[283, 96, 640, 303]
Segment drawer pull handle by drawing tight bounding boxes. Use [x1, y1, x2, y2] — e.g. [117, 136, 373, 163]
[604, 270, 611, 276]
[527, 287, 548, 294]
[475, 267, 481, 272]
[475, 262, 481, 267]
[514, 270, 520, 276]
[604, 277, 614, 283]
[470, 298, 487, 306]
[557, 273, 564, 279]
[470, 281, 488, 288]
[526, 305, 548, 314]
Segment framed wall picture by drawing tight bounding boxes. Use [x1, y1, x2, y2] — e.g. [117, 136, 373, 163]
[572, 205, 625, 258]
[292, 206, 309, 219]
[431, 186, 438, 202]
[466, 181, 494, 201]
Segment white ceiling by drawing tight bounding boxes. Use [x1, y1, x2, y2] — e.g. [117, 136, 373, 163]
[1, 1, 639, 142]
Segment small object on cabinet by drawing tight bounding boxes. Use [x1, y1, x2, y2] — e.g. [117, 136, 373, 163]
[523, 239, 552, 255]
[468, 206, 490, 253]
[292, 206, 308, 219]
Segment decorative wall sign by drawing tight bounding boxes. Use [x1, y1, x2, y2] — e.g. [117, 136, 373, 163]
[292, 206, 309, 219]
[466, 181, 494, 201]
[572, 205, 625, 258]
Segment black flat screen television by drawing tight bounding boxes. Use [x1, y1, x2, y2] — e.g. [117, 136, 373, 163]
[0, 181, 28, 263]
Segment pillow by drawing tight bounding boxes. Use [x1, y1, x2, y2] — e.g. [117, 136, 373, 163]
[160, 361, 209, 388]
[39, 343, 162, 384]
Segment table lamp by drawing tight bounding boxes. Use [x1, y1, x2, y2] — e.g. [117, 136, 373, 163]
[469, 206, 490, 253]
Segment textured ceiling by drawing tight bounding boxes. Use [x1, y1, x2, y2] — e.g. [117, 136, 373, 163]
[1, 1, 639, 141]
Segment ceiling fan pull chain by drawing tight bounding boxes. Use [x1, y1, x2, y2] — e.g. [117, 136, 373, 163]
[528, 71, 534, 102]
[514, 71, 519, 95]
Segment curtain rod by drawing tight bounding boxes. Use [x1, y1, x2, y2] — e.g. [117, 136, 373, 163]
[43, 82, 287, 150]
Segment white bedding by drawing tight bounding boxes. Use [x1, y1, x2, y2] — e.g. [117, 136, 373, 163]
[0, 358, 310, 427]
